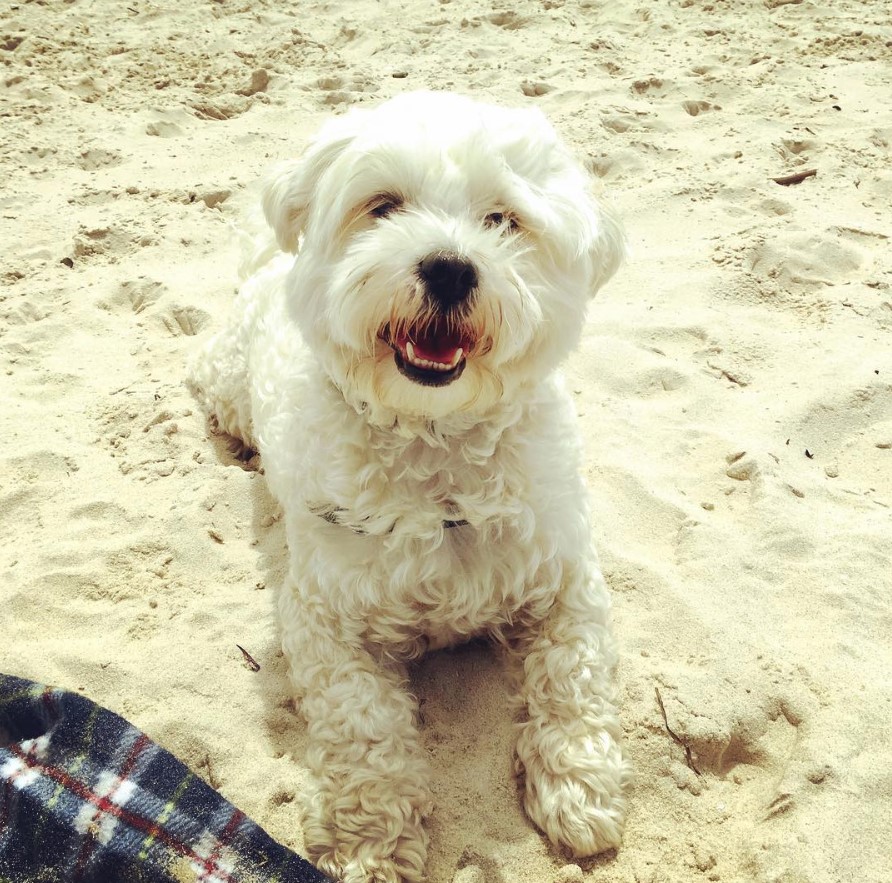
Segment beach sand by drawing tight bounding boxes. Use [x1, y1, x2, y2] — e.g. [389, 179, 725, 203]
[2, 1, 890, 881]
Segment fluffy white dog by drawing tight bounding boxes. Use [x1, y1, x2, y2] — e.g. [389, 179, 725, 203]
[188, 90, 631, 883]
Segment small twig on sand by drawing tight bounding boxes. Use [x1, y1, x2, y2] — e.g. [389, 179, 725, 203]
[772, 168, 817, 186]
[236, 644, 261, 672]
[204, 753, 220, 789]
[655, 687, 701, 776]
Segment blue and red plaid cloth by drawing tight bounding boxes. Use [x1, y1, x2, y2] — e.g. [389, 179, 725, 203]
[0, 674, 330, 883]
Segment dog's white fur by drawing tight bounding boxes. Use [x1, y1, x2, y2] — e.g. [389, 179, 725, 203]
[188, 91, 631, 883]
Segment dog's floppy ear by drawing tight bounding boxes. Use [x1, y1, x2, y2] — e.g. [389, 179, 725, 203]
[494, 104, 625, 296]
[262, 117, 362, 253]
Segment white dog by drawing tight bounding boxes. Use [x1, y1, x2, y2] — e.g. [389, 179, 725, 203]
[188, 91, 631, 883]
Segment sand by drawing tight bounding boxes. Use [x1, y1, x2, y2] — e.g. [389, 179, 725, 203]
[2, 1, 891, 881]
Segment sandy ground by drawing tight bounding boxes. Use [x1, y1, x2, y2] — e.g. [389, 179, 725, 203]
[2, 1, 891, 881]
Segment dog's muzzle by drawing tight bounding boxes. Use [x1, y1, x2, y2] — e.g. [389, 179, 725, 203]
[377, 252, 479, 387]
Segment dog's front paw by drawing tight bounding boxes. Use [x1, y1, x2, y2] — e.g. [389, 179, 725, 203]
[304, 780, 429, 883]
[517, 727, 631, 857]
[312, 822, 426, 883]
[316, 852, 421, 883]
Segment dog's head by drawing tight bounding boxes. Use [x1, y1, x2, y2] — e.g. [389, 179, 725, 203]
[264, 91, 623, 422]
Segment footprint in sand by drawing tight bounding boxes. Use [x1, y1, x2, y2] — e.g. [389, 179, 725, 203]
[520, 81, 554, 97]
[600, 109, 667, 134]
[585, 148, 647, 181]
[631, 76, 669, 96]
[70, 226, 134, 264]
[145, 107, 196, 138]
[481, 10, 529, 30]
[745, 231, 863, 287]
[75, 148, 122, 171]
[114, 279, 166, 315]
[681, 98, 721, 116]
[654, 663, 827, 828]
[158, 306, 211, 338]
[97, 279, 210, 338]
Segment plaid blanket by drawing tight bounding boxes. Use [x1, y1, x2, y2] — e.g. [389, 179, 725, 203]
[0, 674, 330, 883]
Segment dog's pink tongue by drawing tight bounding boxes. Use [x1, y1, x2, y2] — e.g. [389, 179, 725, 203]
[397, 324, 466, 363]
[412, 330, 463, 362]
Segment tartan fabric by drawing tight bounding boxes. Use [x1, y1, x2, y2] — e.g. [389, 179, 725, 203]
[0, 674, 331, 883]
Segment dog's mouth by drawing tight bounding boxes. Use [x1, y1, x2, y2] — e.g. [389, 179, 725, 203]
[381, 319, 473, 387]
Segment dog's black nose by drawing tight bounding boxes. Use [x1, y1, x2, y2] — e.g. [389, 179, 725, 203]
[418, 253, 478, 309]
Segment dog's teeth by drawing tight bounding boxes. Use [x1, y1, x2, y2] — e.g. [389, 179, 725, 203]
[402, 340, 465, 372]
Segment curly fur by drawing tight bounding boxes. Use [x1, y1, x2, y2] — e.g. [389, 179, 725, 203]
[188, 91, 631, 883]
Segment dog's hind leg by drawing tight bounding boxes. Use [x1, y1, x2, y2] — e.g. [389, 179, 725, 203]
[515, 557, 632, 857]
[187, 321, 254, 448]
[186, 253, 293, 449]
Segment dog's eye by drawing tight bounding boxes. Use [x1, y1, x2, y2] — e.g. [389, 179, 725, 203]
[368, 197, 402, 219]
[484, 211, 519, 232]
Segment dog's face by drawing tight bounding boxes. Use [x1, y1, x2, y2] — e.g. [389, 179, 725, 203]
[264, 91, 623, 422]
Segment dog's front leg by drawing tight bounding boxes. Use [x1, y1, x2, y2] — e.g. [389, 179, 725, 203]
[515, 559, 631, 857]
[281, 588, 431, 883]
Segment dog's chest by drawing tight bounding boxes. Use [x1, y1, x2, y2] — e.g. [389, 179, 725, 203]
[286, 385, 588, 649]
[325, 436, 571, 647]
[383, 445, 520, 527]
